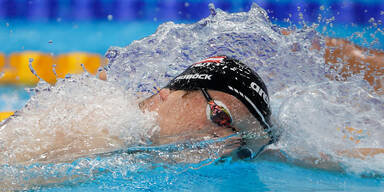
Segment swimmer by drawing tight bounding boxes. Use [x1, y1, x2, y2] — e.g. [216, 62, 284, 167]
[0, 52, 383, 171]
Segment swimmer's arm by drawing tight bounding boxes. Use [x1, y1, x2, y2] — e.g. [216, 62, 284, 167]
[258, 148, 343, 172]
[283, 29, 383, 93]
[324, 37, 384, 93]
[260, 148, 384, 171]
[336, 148, 384, 159]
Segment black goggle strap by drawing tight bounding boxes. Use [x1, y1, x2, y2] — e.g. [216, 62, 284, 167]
[201, 88, 212, 101]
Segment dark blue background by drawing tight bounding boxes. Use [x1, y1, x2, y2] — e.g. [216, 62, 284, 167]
[0, 0, 383, 24]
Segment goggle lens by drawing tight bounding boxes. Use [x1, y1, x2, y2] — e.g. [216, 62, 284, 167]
[207, 100, 232, 127]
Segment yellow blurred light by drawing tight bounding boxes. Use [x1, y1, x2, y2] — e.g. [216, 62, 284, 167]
[0, 111, 14, 122]
[55, 52, 102, 78]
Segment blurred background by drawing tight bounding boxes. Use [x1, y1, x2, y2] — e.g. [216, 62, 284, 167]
[0, 0, 383, 116]
[1, 0, 384, 54]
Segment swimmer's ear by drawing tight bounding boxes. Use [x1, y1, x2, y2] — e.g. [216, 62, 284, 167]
[159, 89, 170, 101]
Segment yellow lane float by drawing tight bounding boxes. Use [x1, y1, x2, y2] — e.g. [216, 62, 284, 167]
[0, 111, 14, 122]
[0, 52, 105, 86]
[0, 53, 4, 71]
[56, 52, 105, 78]
[10, 51, 55, 85]
[0, 52, 106, 120]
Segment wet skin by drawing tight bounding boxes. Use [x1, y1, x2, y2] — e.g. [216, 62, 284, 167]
[139, 88, 270, 155]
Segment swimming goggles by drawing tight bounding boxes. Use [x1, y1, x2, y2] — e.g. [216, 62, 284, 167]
[200, 88, 239, 133]
[201, 88, 270, 160]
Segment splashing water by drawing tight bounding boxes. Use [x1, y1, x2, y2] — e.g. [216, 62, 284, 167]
[104, 3, 383, 174]
[1, 2, 384, 190]
[106, 3, 326, 95]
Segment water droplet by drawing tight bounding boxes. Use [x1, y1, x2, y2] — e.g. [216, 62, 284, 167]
[28, 58, 42, 81]
[52, 64, 57, 77]
[107, 14, 113, 21]
[105, 49, 118, 59]
[209, 3, 216, 16]
[80, 63, 90, 76]
[369, 18, 375, 23]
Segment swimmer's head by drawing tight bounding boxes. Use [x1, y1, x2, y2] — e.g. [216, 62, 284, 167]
[165, 56, 274, 139]
[140, 56, 276, 158]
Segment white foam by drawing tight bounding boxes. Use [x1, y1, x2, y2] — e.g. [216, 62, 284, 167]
[0, 74, 159, 164]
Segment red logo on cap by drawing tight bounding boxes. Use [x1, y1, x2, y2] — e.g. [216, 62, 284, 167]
[194, 56, 226, 65]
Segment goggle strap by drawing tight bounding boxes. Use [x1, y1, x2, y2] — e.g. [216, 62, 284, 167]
[238, 143, 268, 160]
[201, 88, 213, 102]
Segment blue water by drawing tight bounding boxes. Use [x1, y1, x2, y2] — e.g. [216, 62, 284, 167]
[0, 86, 30, 111]
[1, 19, 383, 57]
[0, 20, 160, 54]
[33, 160, 384, 191]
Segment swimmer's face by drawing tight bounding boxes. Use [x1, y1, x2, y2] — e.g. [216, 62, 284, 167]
[140, 89, 269, 148]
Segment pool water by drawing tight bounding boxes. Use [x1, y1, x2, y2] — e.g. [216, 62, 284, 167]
[0, 86, 30, 111]
[0, 19, 383, 57]
[0, 20, 160, 54]
[1, 2, 384, 192]
[39, 161, 384, 191]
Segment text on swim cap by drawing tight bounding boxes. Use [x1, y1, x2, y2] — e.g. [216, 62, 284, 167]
[250, 82, 269, 104]
[176, 74, 212, 80]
